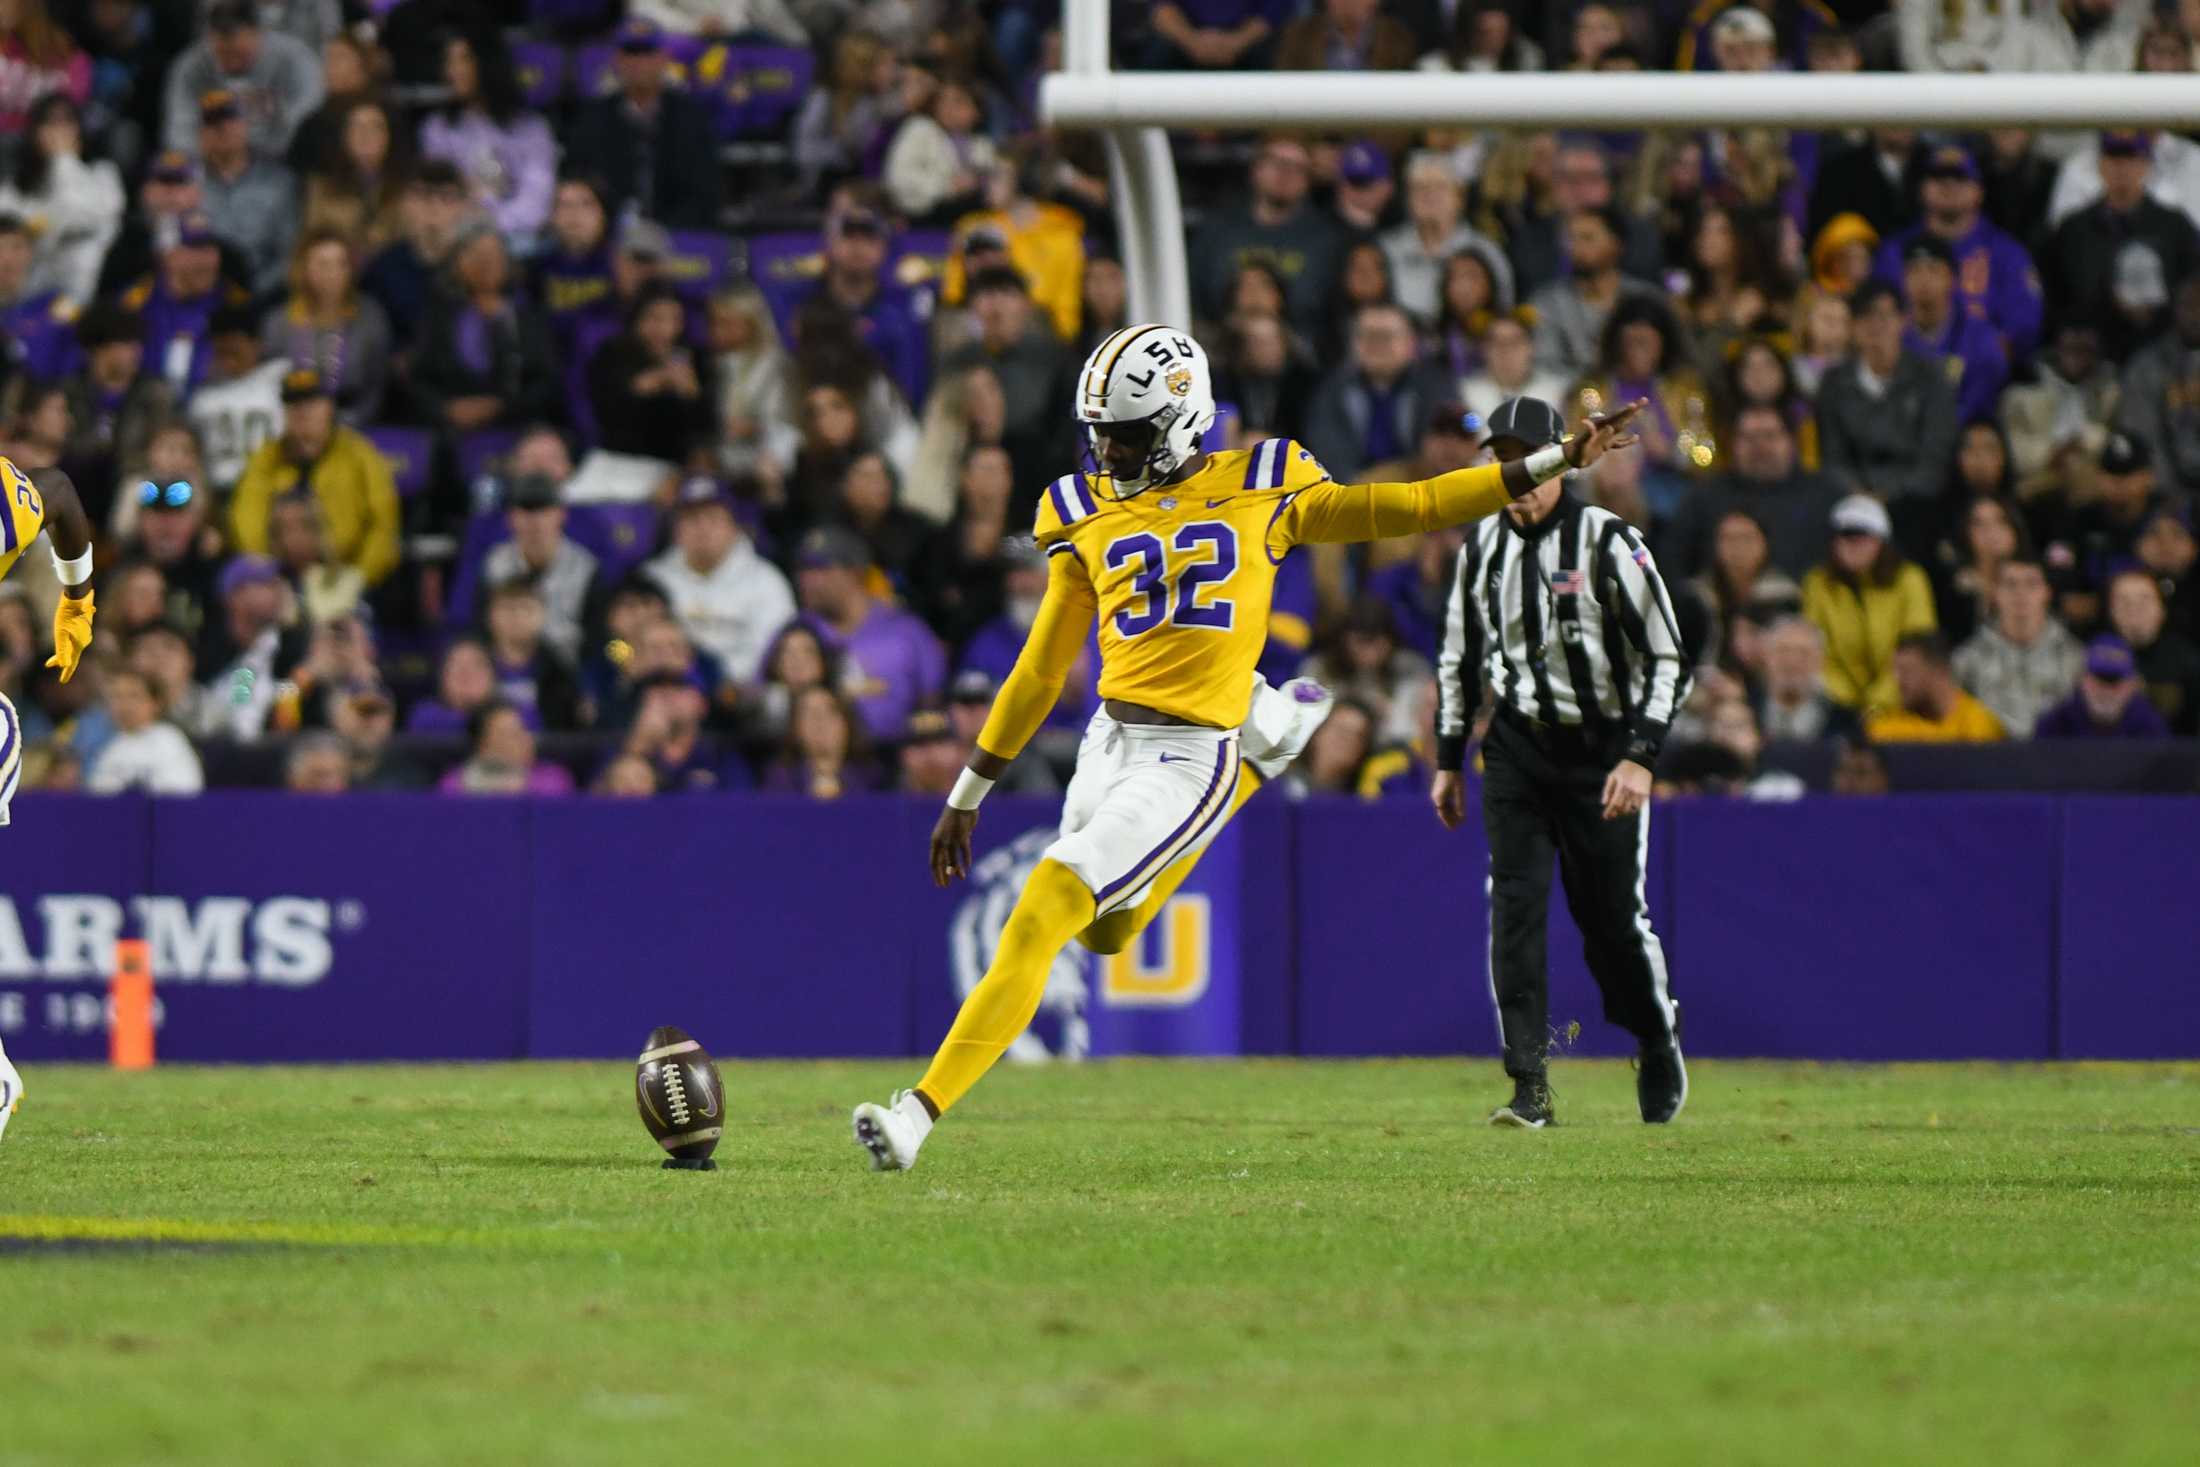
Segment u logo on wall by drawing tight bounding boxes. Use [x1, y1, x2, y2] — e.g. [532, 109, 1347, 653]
[948, 820, 1244, 1059]
[1099, 896, 1211, 1007]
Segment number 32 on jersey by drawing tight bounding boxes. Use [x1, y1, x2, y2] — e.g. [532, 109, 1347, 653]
[1103, 524, 1238, 636]
[1, 456, 42, 564]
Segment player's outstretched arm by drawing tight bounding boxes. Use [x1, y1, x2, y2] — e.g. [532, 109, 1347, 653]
[1279, 401, 1647, 548]
[32, 466, 96, 683]
[929, 549, 1097, 886]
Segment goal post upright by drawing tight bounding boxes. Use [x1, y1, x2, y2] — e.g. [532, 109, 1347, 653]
[1042, 14, 2200, 338]
[1065, 1, 1193, 331]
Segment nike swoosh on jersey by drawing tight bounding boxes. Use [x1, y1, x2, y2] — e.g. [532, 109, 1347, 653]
[1205, 499, 1230, 508]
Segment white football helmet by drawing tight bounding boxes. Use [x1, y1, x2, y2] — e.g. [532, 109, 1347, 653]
[1074, 324, 1216, 496]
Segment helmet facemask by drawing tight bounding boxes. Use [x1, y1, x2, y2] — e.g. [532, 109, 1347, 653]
[1086, 407, 1184, 497]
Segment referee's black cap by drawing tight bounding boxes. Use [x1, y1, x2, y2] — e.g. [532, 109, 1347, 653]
[1483, 396, 1565, 451]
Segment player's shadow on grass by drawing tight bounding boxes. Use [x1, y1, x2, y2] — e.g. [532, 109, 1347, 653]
[0, 1236, 280, 1256]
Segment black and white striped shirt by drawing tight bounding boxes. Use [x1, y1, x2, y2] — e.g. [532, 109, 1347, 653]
[1435, 493, 1691, 770]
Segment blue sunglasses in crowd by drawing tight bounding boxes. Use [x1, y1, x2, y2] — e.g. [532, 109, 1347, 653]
[138, 480, 195, 509]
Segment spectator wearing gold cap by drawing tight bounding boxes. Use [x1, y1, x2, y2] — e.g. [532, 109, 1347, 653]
[1809, 212, 1879, 297]
[229, 368, 401, 586]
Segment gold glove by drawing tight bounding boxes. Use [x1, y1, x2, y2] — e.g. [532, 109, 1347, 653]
[46, 589, 95, 684]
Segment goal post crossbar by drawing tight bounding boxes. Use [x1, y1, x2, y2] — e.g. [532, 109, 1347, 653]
[1042, 70, 2200, 132]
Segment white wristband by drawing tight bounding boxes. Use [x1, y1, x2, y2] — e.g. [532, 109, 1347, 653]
[947, 767, 995, 812]
[1524, 443, 1570, 483]
[51, 544, 93, 586]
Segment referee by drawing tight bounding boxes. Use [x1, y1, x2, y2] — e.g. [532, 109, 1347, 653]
[1432, 396, 1691, 1129]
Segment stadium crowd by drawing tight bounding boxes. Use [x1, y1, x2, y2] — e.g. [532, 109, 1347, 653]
[2, 0, 2198, 802]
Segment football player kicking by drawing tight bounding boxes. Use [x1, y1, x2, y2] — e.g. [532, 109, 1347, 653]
[0, 453, 98, 1141]
[852, 323, 1641, 1170]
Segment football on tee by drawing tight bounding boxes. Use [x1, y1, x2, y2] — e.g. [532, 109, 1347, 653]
[635, 1026, 725, 1170]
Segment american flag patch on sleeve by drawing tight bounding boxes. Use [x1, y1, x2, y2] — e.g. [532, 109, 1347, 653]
[1632, 546, 1652, 568]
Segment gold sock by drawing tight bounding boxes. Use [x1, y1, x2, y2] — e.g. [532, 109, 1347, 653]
[1077, 769, 1265, 956]
[914, 857, 1095, 1116]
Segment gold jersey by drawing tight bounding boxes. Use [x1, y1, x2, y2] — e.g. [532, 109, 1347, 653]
[1032, 440, 1342, 727]
[992, 440, 1512, 741]
[0, 456, 45, 584]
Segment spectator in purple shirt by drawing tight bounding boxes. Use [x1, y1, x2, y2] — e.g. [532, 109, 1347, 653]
[1873, 144, 2044, 361]
[561, 214, 681, 443]
[124, 213, 252, 395]
[0, 214, 83, 381]
[530, 176, 615, 352]
[417, 31, 558, 247]
[408, 637, 540, 736]
[2034, 637, 2173, 739]
[617, 669, 752, 792]
[796, 207, 931, 409]
[484, 580, 583, 731]
[1900, 235, 2006, 428]
[61, 302, 174, 531]
[760, 682, 879, 798]
[956, 540, 1099, 736]
[795, 524, 945, 742]
[1365, 521, 1468, 663]
[438, 699, 577, 795]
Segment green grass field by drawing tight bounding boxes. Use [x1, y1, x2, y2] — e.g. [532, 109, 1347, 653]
[2, 1059, 2196, 1465]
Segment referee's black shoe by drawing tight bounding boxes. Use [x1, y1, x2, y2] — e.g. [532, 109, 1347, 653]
[1490, 1075, 1553, 1129]
[1636, 1035, 1688, 1123]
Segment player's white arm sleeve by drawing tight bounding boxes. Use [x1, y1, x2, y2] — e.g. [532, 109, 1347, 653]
[1434, 541, 1483, 771]
[973, 550, 1098, 762]
[1602, 522, 1692, 769]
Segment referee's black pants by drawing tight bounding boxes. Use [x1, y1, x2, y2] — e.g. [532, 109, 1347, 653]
[1480, 707, 1677, 1080]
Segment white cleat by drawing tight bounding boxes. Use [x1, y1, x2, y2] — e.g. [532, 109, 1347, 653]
[0, 1043, 21, 1143]
[852, 1090, 924, 1172]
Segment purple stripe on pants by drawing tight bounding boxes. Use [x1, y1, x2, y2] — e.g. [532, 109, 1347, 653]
[1096, 738, 1238, 905]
